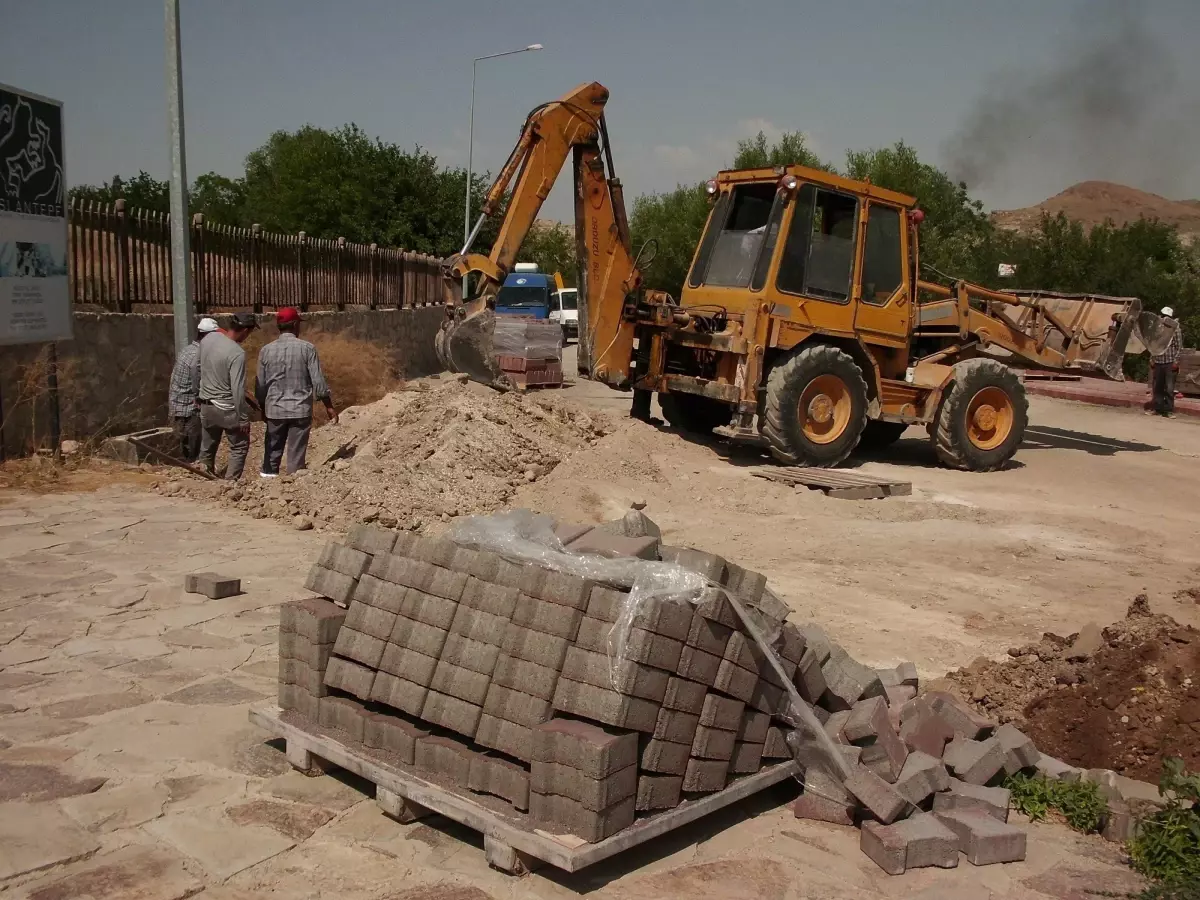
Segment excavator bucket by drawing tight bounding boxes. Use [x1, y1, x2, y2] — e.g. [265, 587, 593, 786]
[435, 306, 506, 388]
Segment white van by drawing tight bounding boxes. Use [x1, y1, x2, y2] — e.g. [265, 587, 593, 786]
[549, 288, 578, 342]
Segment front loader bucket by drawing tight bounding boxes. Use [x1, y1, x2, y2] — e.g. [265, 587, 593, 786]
[435, 307, 506, 388]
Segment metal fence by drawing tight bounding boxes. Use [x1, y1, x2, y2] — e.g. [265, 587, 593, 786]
[67, 198, 444, 312]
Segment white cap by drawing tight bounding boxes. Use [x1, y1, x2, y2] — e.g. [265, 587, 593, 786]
[1161, 306, 1175, 318]
[198, 317, 220, 333]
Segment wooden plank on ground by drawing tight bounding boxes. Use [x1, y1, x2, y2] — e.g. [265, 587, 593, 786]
[249, 705, 799, 873]
[749, 466, 911, 499]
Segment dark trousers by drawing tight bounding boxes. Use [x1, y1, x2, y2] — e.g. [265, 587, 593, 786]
[173, 413, 201, 462]
[262, 417, 312, 475]
[198, 405, 250, 480]
[1152, 363, 1177, 415]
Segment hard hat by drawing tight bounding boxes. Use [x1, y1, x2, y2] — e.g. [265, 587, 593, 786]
[197, 317, 220, 333]
[1161, 306, 1175, 318]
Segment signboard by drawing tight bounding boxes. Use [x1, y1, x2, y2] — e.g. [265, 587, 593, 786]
[997, 262, 1017, 278]
[0, 83, 71, 345]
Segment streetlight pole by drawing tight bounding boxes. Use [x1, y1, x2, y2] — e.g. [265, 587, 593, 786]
[165, 0, 193, 356]
[462, 43, 543, 293]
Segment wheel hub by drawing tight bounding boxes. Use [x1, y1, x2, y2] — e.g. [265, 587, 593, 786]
[973, 404, 998, 432]
[965, 386, 1015, 451]
[808, 394, 834, 425]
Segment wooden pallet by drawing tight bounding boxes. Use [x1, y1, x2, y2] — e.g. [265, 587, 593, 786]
[750, 466, 911, 500]
[250, 705, 798, 875]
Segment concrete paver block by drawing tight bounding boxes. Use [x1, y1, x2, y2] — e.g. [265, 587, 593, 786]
[483, 683, 554, 728]
[884, 684, 917, 708]
[323, 656, 377, 700]
[896, 812, 960, 870]
[278, 683, 320, 721]
[750, 678, 786, 718]
[475, 715, 533, 761]
[713, 658, 758, 703]
[797, 623, 834, 665]
[346, 523, 398, 556]
[305, 565, 358, 604]
[354, 575, 407, 614]
[685, 616, 733, 655]
[694, 587, 739, 629]
[659, 544, 728, 581]
[468, 752, 530, 811]
[737, 709, 770, 743]
[860, 819, 907, 875]
[460, 577, 521, 618]
[943, 737, 1006, 786]
[450, 605, 510, 646]
[493, 557, 524, 588]
[844, 766, 910, 824]
[344, 603, 397, 642]
[370, 671, 428, 717]
[935, 808, 1027, 865]
[184, 572, 241, 599]
[493, 652, 561, 700]
[653, 708, 701, 744]
[379, 643, 437, 686]
[821, 650, 885, 711]
[690, 724, 737, 761]
[774, 623, 807, 665]
[723, 632, 758, 672]
[932, 778, 1011, 822]
[511, 593, 584, 640]
[794, 767, 857, 826]
[531, 718, 638, 778]
[793, 738, 863, 773]
[502, 622, 570, 670]
[896, 750, 952, 806]
[409, 535, 460, 568]
[420, 690, 483, 738]
[553, 678, 660, 732]
[662, 677, 708, 713]
[367, 551, 397, 580]
[389, 616, 449, 659]
[677, 645, 721, 686]
[730, 739, 765, 773]
[532, 761, 637, 810]
[280, 596, 347, 644]
[415, 734, 478, 785]
[795, 647, 829, 704]
[995, 723, 1041, 774]
[900, 702, 956, 759]
[640, 738, 691, 775]
[700, 693, 745, 730]
[318, 695, 368, 741]
[568, 530, 659, 560]
[426, 566, 470, 603]
[318, 542, 372, 578]
[279, 658, 328, 696]
[430, 660, 492, 706]
[529, 791, 635, 843]
[519, 567, 594, 609]
[554, 522, 593, 545]
[363, 711, 429, 764]
[845, 695, 909, 783]
[637, 774, 683, 810]
[398, 588, 459, 630]
[723, 562, 767, 603]
[587, 587, 693, 641]
[682, 757, 729, 793]
[467, 549, 503, 582]
[575, 617, 683, 670]
[825, 709, 851, 743]
[561, 647, 669, 702]
[440, 632, 502, 677]
[1036, 754, 1083, 782]
[330, 628, 386, 669]
[381, 555, 434, 592]
[763, 726, 792, 758]
[923, 691, 995, 740]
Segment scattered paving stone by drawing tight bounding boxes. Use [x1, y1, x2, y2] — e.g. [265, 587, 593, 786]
[226, 799, 336, 841]
[0, 762, 107, 803]
[164, 679, 266, 706]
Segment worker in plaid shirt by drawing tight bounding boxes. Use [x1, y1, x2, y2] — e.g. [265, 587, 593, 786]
[167, 317, 220, 461]
[255, 307, 337, 476]
[1149, 306, 1183, 418]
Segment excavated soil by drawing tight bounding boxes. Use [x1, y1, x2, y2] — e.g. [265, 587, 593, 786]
[162, 376, 611, 532]
[946, 596, 1200, 781]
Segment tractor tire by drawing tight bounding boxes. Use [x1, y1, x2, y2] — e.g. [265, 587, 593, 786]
[858, 420, 910, 451]
[762, 344, 869, 467]
[933, 358, 1028, 471]
[659, 392, 731, 435]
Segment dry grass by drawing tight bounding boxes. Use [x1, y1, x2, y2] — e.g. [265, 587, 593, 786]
[0, 456, 158, 495]
[242, 332, 399, 423]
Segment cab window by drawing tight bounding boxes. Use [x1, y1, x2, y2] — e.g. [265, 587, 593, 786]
[861, 204, 904, 305]
[691, 183, 778, 288]
[776, 185, 858, 304]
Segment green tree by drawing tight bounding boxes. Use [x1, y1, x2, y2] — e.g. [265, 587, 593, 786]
[520, 222, 577, 285]
[190, 173, 247, 225]
[69, 171, 169, 212]
[629, 182, 713, 297]
[733, 131, 830, 171]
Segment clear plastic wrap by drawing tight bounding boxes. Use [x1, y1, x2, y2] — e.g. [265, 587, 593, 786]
[449, 509, 853, 783]
[492, 319, 563, 360]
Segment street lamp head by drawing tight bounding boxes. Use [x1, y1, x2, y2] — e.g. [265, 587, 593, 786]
[526, 43, 544, 50]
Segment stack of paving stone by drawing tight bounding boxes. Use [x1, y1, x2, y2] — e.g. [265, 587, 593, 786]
[279, 515, 811, 844]
[494, 318, 564, 389]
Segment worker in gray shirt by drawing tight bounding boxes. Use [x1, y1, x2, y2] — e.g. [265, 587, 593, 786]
[198, 312, 258, 479]
[255, 307, 337, 476]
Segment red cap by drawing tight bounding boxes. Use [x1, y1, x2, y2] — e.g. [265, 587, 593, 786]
[276, 307, 301, 325]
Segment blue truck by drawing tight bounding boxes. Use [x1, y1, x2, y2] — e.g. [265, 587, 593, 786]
[494, 265, 552, 319]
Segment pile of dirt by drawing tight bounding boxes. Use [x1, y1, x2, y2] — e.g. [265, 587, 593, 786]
[161, 376, 611, 532]
[992, 180, 1200, 240]
[945, 596, 1200, 781]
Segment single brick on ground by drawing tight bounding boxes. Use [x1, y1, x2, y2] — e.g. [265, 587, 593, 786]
[844, 766, 910, 824]
[935, 809, 1027, 865]
[861, 813, 960, 875]
[184, 572, 241, 599]
[994, 723, 1041, 774]
[794, 767, 858, 826]
[895, 751, 951, 806]
[943, 737, 1006, 786]
[932, 779, 1011, 822]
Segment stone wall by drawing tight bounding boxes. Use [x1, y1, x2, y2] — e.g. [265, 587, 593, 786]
[0, 306, 445, 457]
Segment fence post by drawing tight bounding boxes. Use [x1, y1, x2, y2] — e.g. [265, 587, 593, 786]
[336, 236, 347, 311]
[191, 213, 206, 313]
[297, 231, 309, 312]
[250, 223, 263, 313]
[114, 199, 131, 312]
[369, 243, 379, 310]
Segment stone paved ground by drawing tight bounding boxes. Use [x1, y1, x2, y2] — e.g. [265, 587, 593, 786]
[0, 486, 1146, 899]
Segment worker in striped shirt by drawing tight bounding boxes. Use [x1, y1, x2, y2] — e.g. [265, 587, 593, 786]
[1149, 306, 1183, 418]
[167, 317, 220, 461]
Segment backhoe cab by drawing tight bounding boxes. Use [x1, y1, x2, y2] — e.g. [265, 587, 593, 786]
[437, 82, 1139, 471]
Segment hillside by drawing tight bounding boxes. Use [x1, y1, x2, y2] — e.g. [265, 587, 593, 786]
[992, 181, 1200, 238]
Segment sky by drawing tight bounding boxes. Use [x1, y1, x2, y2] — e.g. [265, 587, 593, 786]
[4, 0, 1199, 226]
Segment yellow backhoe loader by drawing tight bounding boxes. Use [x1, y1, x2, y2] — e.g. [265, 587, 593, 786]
[437, 82, 1140, 471]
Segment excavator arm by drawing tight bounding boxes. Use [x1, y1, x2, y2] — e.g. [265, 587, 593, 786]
[436, 82, 640, 388]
